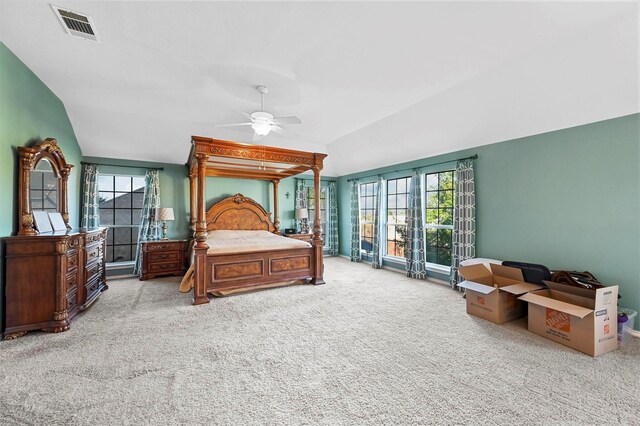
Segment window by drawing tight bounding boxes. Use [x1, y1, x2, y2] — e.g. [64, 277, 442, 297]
[359, 182, 376, 254]
[386, 177, 410, 258]
[29, 161, 58, 212]
[425, 171, 455, 267]
[306, 186, 328, 245]
[98, 175, 145, 263]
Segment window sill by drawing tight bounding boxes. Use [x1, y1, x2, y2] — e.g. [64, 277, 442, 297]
[382, 256, 451, 275]
[106, 261, 135, 270]
[425, 263, 451, 275]
[382, 255, 405, 266]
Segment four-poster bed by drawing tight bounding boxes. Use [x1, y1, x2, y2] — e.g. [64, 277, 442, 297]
[185, 136, 327, 305]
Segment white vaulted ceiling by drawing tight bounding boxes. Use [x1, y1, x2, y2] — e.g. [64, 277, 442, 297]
[0, 1, 638, 176]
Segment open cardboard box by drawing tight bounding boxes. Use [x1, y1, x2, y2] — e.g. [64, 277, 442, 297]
[457, 263, 544, 324]
[518, 281, 618, 356]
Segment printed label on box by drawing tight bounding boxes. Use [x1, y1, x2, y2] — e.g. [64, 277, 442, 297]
[604, 324, 610, 335]
[477, 296, 485, 306]
[546, 308, 571, 333]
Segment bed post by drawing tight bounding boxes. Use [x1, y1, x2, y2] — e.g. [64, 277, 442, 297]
[272, 179, 280, 234]
[310, 157, 325, 285]
[193, 152, 210, 305]
[189, 172, 197, 237]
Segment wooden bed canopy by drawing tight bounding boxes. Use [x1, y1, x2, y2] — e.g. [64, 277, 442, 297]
[186, 136, 328, 305]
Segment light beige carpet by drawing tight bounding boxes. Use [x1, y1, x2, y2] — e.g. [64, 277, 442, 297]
[1, 257, 638, 425]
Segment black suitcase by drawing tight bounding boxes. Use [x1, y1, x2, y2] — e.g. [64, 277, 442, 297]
[502, 261, 551, 285]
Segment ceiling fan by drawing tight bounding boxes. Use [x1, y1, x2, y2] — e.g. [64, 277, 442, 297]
[215, 85, 302, 142]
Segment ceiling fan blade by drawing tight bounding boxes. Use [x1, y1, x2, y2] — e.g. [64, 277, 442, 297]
[233, 110, 254, 120]
[272, 116, 302, 125]
[213, 122, 252, 128]
[270, 125, 289, 135]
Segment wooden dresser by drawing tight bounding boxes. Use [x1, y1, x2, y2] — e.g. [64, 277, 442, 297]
[140, 239, 187, 280]
[3, 228, 108, 340]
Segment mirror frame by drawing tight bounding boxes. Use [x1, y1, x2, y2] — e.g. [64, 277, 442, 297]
[17, 138, 73, 235]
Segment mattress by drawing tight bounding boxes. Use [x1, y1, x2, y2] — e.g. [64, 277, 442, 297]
[205, 230, 311, 255]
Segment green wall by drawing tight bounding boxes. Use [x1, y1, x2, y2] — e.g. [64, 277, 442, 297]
[0, 43, 84, 234]
[1, 43, 85, 329]
[338, 114, 640, 318]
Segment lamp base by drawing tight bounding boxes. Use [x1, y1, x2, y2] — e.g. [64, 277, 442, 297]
[300, 219, 309, 234]
[161, 221, 168, 240]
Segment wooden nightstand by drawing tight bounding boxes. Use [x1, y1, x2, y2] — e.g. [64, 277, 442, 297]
[140, 240, 188, 281]
[285, 233, 313, 244]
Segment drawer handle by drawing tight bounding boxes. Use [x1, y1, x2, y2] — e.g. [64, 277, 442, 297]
[157, 254, 171, 259]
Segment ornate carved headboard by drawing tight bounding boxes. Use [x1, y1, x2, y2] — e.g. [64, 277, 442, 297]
[205, 193, 275, 232]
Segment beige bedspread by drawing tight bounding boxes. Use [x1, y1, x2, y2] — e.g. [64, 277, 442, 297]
[205, 230, 311, 254]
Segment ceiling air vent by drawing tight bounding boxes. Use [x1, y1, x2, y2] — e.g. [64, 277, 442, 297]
[51, 5, 100, 42]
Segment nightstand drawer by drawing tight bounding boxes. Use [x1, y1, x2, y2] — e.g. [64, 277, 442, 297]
[149, 262, 180, 273]
[148, 251, 180, 263]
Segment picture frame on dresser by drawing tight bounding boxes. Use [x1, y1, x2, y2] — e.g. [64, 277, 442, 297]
[2, 138, 108, 340]
[32, 210, 53, 232]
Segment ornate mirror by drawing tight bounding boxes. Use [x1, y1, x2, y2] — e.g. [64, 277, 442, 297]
[17, 138, 73, 235]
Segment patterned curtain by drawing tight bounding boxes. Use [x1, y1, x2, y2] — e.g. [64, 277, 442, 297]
[294, 178, 308, 232]
[133, 170, 161, 276]
[349, 180, 361, 262]
[327, 181, 339, 256]
[405, 171, 427, 279]
[450, 160, 476, 290]
[371, 178, 384, 269]
[80, 163, 100, 228]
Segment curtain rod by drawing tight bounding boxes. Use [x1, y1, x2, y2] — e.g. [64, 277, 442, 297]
[347, 154, 477, 182]
[81, 161, 164, 171]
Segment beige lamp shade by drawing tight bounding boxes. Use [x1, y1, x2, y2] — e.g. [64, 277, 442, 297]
[295, 207, 308, 220]
[157, 207, 175, 221]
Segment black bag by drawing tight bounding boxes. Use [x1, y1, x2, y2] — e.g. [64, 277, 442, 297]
[502, 261, 551, 285]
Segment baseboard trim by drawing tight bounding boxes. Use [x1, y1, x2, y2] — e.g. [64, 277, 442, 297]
[108, 274, 137, 280]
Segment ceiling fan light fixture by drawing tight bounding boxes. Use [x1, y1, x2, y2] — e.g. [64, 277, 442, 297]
[251, 120, 272, 136]
[251, 111, 274, 136]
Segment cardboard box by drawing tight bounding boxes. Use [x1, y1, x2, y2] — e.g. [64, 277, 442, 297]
[518, 281, 618, 356]
[457, 263, 544, 324]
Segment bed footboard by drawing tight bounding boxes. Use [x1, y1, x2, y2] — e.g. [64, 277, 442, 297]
[204, 247, 315, 295]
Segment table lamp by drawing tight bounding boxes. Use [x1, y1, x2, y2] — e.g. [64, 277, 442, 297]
[295, 207, 309, 234]
[157, 207, 174, 240]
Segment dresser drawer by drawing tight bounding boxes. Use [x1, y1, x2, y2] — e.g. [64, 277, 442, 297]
[86, 244, 103, 264]
[65, 270, 78, 294]
[85, 275, 100, 298]
[67, 236, 81, 251]
[85, 262, 102, 283]
[67, 285, 78, 310]
[85, 231, 105, 245]
[148, 251, 180, 263]
[66, 251, 79, 272]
